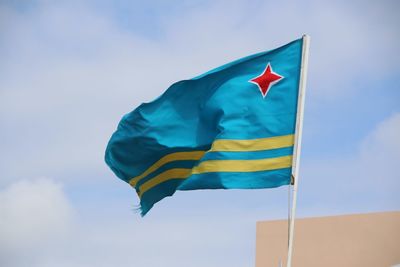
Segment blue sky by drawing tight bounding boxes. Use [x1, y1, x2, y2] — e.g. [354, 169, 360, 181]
[0, 0, 399, 266]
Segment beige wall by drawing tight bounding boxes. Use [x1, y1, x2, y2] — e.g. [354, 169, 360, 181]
[256, 211, 400, 267]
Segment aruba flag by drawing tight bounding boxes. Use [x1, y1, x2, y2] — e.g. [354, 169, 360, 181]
[105, 38, 304, 215]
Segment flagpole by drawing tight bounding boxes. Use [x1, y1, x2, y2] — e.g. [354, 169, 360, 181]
[286, 34, 310, 267]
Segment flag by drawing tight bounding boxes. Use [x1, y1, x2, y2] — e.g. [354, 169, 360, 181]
[105, 38, 303, 215]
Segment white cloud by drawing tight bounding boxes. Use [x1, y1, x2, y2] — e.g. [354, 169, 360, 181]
[0, 177, 264, 267]
[360, 112, 400, 157]
[358, 112, 400, 188]
[0, 178, 73, 267]
[57, 215, 255, 267]
[300, 112, 400, 216]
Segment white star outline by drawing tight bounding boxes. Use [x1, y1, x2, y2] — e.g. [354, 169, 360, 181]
[248, 62, 284, 98]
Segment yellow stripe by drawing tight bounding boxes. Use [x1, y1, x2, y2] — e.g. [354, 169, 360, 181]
[130, 134, 293, 188]
[210, 134, 294, 152]
[139, 168, 192, 197]
[138, 156, 292, 197]
[192, 155, 293, 174]
[129, 151, 205, 187]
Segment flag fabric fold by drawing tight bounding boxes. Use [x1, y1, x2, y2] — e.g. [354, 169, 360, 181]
[105, 38, 303, 215]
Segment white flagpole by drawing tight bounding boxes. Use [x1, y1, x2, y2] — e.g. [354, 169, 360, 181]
[286, 34, 310, 267]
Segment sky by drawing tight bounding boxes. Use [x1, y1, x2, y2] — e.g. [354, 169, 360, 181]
[0, 0, 399, 266]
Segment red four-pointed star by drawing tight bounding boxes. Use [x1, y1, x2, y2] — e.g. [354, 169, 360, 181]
[249, 63, 283, 98]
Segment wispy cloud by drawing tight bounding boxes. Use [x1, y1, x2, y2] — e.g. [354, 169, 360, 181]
[1, 0, 399, 184]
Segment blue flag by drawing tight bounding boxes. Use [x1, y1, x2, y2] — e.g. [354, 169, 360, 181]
[105, 38, 303, 215]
